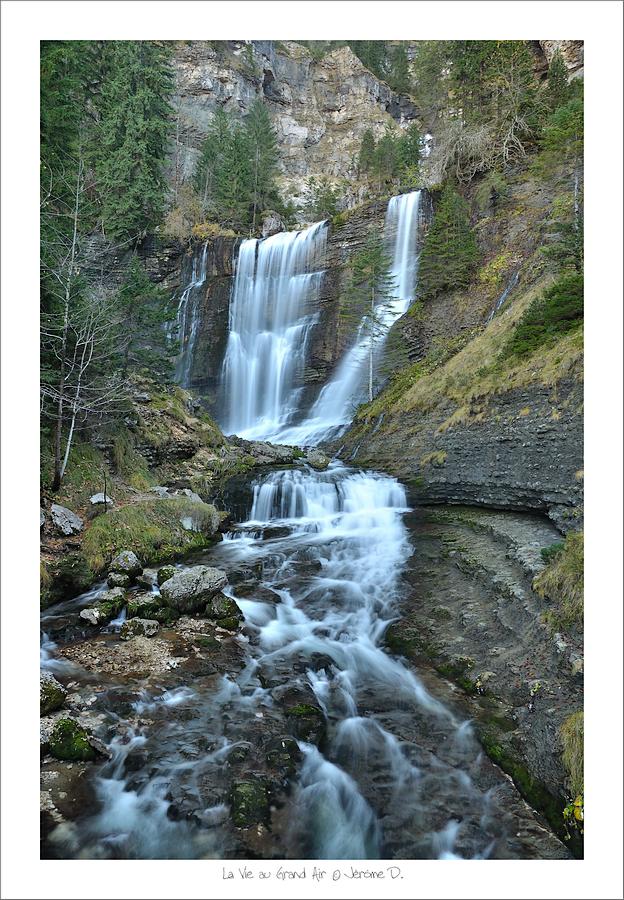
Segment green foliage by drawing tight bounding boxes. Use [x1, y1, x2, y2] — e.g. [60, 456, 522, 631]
[502, 273, 583, 360]
[474, 170, 509, 212]
[303, 176, 341, 221]
[387, 44, 411, 94]
[82, 497, 220, 573]
[358, 128, 376, 172]
[193, 100, 279, 233]
[533, 531, 584, 629]
[540, 96, 583, 161]
[358, 123, 422, 190]
[418, 183, 479, 301]
[117, 255, 174, 378]
[92, 41, 173, 242]
[546, 50, 570, 110]
[540, 541, 565, 564]
[542, 192, 583, 273]
[111, 427, 153, 490]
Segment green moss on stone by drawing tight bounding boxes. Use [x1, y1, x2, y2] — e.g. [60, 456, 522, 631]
[49, 718, 97, 762]
[229, 779, 270, 828]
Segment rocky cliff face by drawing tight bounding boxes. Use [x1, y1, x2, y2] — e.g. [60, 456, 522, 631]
[169, 41, 418, 209]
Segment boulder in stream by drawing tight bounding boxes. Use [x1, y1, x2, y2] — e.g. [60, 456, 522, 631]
[50, 503, 84, 536]
[107, 572, 131, 589]
[157, 564, 177, 586]
[48, 717, 100, 762]
[109, 550, 142, 578]
[79, 587, 126, 626]
[306, 449, 330, 470]
[160, 565, 227, 614]
[204, 592, 243, 630]
[40, 673, 67, 716]
[285, 703, 326, 745]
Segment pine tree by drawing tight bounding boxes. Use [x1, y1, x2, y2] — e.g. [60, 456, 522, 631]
[243, 98, 279, 233]
[397, 123, 422, 187]
[418, 183, 479, 301]
[546, 50, 570, 110]
[194, 107, 234, 214]
[388, 44, 411, 94]
[94, 41, 173, 243]
[343, 232, 397, 401]
[358, 128, 376, 173]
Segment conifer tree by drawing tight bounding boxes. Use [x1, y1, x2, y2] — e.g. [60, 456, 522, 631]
[358, 128, 376, 173]
[243, 99, 279, 232]
[94, 41, 173, 243]
[418, 183, 479, 300]
[194, 107, 234, 213]
[546, 50, 570, 110]
[388, 44, 411, 94]
[344, 232, 397, 401]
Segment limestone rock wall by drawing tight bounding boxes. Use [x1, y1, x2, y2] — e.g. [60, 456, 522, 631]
[168, 41, 419, 210]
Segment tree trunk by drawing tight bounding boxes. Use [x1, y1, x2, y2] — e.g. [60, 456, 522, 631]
[52, 154, 83, 490]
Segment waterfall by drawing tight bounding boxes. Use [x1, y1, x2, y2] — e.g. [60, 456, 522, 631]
[219, 221, 327, 440]
[175, 243, 209, 387]
[278, 189, 424, 446]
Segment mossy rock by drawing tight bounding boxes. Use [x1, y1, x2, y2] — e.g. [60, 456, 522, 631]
[285, 704, 326, 744]
[205, 593, 243, 625]
[127, 593, 164, 620]
[40, 673, 67, 716]
[266, 736, 302, 775]
[49, 718, 97, 762]
[44, 553, 94, 606]
[229, 778, 270, 828]
[193, 634, 221, 651]
[107, 572, 131, 589]
[157, 565, 177, 586]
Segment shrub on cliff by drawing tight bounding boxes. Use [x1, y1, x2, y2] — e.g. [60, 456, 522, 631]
[502, 273, 583, 361]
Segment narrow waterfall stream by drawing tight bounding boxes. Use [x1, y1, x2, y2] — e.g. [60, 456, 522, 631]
[41, 190, 568, 862]
[175, 242, 209, 387]
[277, 190, 424, 446]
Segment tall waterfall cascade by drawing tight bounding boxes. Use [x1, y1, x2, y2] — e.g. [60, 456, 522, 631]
[277, 189, 424, 445]
[175, 242, 209, 387]
[218, 221, 327, 440]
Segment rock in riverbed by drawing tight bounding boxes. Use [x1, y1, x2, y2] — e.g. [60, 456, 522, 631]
[160, 565, 227, 614]
[79, 587, 126, 626]
[48, 718, 100, 762]
[204, 592, 243, 630]
[109, 550, 142, 578]
[120, 618, 159, 640]
[306, 449, 330, 470]
[40, 673, 67, 716]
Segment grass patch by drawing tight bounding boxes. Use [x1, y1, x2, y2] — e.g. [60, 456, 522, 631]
[560, 710, 583, 797]
[82, 498, 220, 573]
[112, 428, 153, 490]
[533, 531, 583, 629]
[355, 274, 583, 426]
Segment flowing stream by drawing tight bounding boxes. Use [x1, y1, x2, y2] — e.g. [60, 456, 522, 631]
[41, 463, 539, 859]
[42, 190, 565, 861]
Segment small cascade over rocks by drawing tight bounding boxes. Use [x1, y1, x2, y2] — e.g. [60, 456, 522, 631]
[219, 221, 328, 440]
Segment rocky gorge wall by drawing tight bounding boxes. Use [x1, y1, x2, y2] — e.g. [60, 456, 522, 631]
[168, 41, 419, 209]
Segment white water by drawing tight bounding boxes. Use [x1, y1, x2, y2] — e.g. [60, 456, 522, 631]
[175, 243, 209, 387]
[276, 190, 423, 445]
[219, 221, 327, 440]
